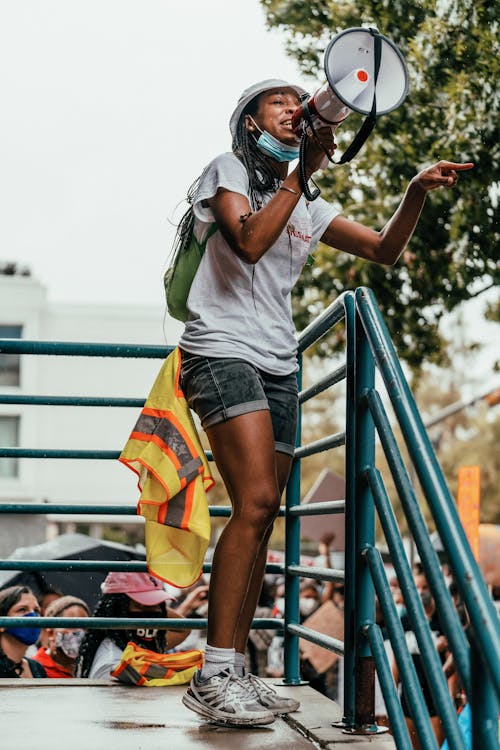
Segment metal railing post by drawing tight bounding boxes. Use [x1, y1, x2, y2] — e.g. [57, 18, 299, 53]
[350, 300, 377, 730]
[283, 351, 303, 684]
[470, 629, 500, 750]
[342, 292, 357, 725]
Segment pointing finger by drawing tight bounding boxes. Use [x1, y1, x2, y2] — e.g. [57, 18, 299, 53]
[441, 161, 474, 172]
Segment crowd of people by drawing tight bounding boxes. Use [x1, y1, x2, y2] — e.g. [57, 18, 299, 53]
[0, 539, 494, 750]
[0, 573, 209, 681]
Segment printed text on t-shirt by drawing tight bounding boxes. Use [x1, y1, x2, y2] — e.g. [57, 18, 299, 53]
[286, 223, 312, 243]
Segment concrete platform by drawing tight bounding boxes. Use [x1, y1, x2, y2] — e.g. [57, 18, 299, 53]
[1, 679, 396, 749]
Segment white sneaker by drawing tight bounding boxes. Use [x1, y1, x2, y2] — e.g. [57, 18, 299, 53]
[242, 672, 300, 714]
[182, 668, 275, 726]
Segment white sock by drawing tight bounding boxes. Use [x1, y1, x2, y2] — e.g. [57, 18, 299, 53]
[234, 652, 246, 677]
[200, 645, 236, 680]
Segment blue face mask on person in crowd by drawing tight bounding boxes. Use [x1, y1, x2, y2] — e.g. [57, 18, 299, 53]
[5, 611, 41, 646]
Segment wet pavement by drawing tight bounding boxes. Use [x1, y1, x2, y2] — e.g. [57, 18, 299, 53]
[1, 679, 396, 749]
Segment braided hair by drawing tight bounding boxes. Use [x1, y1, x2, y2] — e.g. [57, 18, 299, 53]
[169, 176, 202, 265]
[172, 90, 280, 254]
[232, 94, 281, 209]
[75, 593, 167, 678]
[0, 585, 34, 677]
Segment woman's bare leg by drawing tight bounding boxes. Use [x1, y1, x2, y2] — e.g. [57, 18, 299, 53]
[233, 451, 293, 654]
[205, 410, 284, 649]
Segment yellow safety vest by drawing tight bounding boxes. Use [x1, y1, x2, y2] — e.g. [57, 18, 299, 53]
[120, 347, 214, 587]
[111, 641, 204, 686]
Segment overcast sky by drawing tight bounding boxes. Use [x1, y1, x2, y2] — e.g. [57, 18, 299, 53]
[0, 0, 303, 307]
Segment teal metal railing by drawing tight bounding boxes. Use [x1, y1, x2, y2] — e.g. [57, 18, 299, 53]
[0, 287, 498, 750]
[282, 287, 499, 750]
[0, 341, 282, 633]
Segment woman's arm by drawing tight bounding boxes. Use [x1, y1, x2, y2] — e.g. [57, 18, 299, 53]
[207, 129, 336, 264]
[321, 160, 474, 266]
[207, 184, 301, 264]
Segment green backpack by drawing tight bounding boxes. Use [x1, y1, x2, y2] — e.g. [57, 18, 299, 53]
[164, 222, 218, 322]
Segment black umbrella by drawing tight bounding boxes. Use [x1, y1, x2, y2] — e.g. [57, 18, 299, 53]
[0, 532, 146, 610]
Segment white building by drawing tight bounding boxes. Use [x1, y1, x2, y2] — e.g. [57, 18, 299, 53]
[0, 267, 183, 557]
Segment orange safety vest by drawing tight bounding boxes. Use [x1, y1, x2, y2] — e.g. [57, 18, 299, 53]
[120, 347, 214, 587]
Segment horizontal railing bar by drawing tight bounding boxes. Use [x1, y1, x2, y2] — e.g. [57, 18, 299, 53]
[0, 395, 145, 407]
[288, 500, 345, 516]
[298, 363, 346, 405]
[297, 292, 351, 352]
[0, 448, 121, 459]
[0, 447, 218, 463]
[0, 616, 283, 631]
[0, 504, 285, 518]
[0, 504, 137, 515]
[287, 622, 344, 656]
[0, 559, 285, 575]
[294, 431, 345, 459]
[0, 560, 146, 572]
[287, 564, 344, 583]
[0, 339, 171, 359]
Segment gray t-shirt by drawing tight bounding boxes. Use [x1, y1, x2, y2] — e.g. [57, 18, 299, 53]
[179, 152, 340, 375]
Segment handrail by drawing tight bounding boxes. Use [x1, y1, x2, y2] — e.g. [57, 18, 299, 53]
[1, 287, 497, 748]
[0, 559, 284, 575]
[0, 395, 145, 407]
[365, 389, 471, 689]
[0, 504, 280, 518]
[0, 616, 282, 631]
[356, 287, 500, 696]
[0, 339, 170, 358]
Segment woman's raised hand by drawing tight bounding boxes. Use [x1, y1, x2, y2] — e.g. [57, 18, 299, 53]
[412, 160, 474, 192]
[303, 125, 338, 175]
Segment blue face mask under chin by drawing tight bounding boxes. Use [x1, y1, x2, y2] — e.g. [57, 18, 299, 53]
[250, 119, 300, 163]
[5, 611, 41, 646]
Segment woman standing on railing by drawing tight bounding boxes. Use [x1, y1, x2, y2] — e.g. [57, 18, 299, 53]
[0, 585, 46, 678]
[174, 78, 473, 727]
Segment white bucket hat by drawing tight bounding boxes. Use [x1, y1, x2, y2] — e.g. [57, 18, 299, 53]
[229, 78, 308, 138]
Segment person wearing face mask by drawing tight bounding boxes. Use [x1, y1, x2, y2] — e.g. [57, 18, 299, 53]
[76, 572, 196, 679]
[164, 77, 472, 727]
[299, 581, 321, 620]
[32, 595, 90, 678]
[0, 585, 46, 678]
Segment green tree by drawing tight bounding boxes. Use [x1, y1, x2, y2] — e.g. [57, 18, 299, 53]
[262, 0, 499, 369]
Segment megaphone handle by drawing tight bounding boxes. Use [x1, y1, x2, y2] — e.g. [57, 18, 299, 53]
[338, 29, 382, 164]
[299, 134, 321, 201]
[297, 99, 322, 200]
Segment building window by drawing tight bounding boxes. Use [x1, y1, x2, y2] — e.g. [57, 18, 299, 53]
[0, 325, 22, 386]
[0, 415, 19, 478]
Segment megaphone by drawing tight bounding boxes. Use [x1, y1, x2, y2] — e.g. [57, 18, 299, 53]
[293, 27, 409, 198]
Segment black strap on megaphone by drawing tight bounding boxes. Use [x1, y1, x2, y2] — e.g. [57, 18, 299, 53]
[298, 27, 382, 200]
[338, 27, 382, 164]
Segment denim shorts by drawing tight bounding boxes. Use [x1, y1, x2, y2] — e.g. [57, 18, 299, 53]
[179, 349, 298, 456]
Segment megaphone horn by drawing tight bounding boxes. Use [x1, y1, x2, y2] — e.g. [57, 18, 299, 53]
[293, 27, 409, 199]
[291, 68, 371, 132]
[325, 27, 408, 115]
